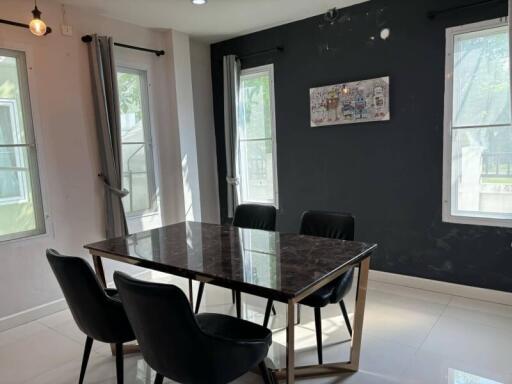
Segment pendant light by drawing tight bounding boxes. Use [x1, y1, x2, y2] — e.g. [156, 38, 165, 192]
[29, 0, 47, 36]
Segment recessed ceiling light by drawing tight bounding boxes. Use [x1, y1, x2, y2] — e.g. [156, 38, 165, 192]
[192, 0, 207, 5]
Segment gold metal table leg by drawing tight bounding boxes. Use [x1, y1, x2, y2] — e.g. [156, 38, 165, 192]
[92, 254, 107, 288]
[286, 300, 295, 384]
[274, 256, 371, 381]
[188, 279, 194, 308]
[349, 257, 370, 369]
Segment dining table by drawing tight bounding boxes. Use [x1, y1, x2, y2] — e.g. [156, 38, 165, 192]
[84, 221, 377, 383]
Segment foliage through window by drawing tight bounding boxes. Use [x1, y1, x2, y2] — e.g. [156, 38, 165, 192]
[443, 19, 512, 226]
[0, 49, 45, 241]
[237, 64, 278, 206]
[117, 67, 156, 215]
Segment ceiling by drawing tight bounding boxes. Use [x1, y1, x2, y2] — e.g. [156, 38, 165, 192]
[61, 0, 369, 43]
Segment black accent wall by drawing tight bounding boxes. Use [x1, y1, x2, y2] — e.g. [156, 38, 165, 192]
[210, 0, 512, 292]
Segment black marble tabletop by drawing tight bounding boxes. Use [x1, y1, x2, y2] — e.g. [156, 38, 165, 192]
[85, 221, 377, 301]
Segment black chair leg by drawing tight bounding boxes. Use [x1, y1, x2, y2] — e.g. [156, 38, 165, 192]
[235, 290, 242, 319]
[79, 336, 93, 384]
[314, 307, 323, 365]
[115, 343, 123, 384]
[232, 289, 236, 304]
[263, 299, 273, 328]
[339, 300, 352, 336]
[259, 360, 273, 384]
[188, 279, 194, 309]
[154, 373, 164, 384]
[195, 282, 205, 314]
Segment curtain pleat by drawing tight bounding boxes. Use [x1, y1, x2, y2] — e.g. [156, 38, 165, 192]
[87, 35, 128, 238]
[223, 55, 241, 218]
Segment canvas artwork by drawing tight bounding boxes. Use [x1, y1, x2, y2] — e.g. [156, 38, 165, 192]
[310, 76, 390, 127]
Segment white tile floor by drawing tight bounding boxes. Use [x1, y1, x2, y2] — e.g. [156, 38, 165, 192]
[1, 273, 512, 384]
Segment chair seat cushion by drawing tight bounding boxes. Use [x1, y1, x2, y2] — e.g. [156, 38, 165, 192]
[196, 313, 272, 346]
[299, 283, 335, 307]
[300, 269, 354, 308]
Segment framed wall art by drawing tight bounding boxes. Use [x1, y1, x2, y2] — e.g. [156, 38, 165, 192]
[310, 76, 390, 127]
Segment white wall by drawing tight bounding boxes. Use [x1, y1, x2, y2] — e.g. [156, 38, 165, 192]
[169, 31, 202, 222]
[0, 0, 218, 326]
[190, 39, 220, 224]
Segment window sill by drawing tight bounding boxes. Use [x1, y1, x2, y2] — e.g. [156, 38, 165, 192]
[239, 200, 279, 209]
[442, 213, 512, 229]
[0, 230, 50, 248]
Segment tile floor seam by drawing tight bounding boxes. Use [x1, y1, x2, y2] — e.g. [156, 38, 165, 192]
[414, 294, 453, 355]
[390, 297, 455, 382]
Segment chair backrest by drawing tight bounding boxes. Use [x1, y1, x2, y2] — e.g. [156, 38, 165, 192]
[233, 204, 277, 231]
[114, 272, 210, 382]
[300, 211, 355, 303]
[46, 249, 122, 341]
[299, 210, 354, 241]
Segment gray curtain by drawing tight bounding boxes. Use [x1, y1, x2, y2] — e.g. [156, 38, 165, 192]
[223, 55, 241, 218]
[87, 35, 129, 238]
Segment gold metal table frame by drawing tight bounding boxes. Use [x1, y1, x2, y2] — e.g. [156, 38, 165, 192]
[271, 257, 370, 383]
[89, 250, 370, 384]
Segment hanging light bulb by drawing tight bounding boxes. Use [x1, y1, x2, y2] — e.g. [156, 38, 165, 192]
[29, 0, 47, 36]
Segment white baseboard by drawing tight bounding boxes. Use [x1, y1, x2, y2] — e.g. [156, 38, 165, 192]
[0, 298, 68, 333]
[369, 270, 512, 306]
[0, 270, 153, 332]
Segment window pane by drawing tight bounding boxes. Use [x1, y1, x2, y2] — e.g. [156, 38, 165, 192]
[239, 139, 274, 203]
[118, 67, 156, 215]
[453, 26, 510, 127]
[0, 146, 38, 236]
[239, 72, 272, 140]
[118, 71, 145, 143]
[0, 146, 26, 199]
[122, 143, 150, 213]
[452, 126, 512, 215]
[0, 56, 27, 144]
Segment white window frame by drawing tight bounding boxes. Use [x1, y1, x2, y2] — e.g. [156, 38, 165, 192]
[443, 17, 512, 228]
[237, 64, 279, 208]
[117, 65, 158, 217]
[0, 48, 46, 242]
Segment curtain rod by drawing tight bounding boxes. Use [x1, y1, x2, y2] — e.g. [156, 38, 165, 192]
[239, 46, 284, 60]
[427, 0, 506, 19]
[0, 18, 52, 35]
[81, 35, 165, 57]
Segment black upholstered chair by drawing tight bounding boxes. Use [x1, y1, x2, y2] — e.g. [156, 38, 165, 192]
[262, 211, 355, 364]
[194, 204, 277, 318]
[46, 249, 135, 384]
[114, 272, 274, 384]
[232, 204, 277, 231]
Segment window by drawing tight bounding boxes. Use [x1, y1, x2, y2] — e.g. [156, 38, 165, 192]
[0, 48, 45, 241]
[237, 64, 278, 206]
[443, 19, 512, 227]
[117, 67, 157, 215]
